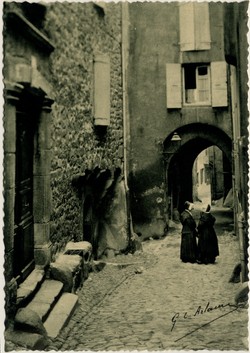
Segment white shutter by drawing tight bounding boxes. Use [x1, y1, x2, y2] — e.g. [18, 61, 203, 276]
[194, 3, 211, 50]
[94, 53, 110, 126]
[179, 2, 211, 51]
[211, 62, 228, 107]
[196, 66, 210, 103]
[166, 63, 182, 108]
[179, 3, 195, 51]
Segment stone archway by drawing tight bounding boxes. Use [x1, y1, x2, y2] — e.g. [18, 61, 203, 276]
[163, 123, 232, 217]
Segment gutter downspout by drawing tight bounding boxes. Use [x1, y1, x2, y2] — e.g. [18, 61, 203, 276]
[238, 211, 247, 282]
[121, 2, 132, 246]
[230, 66, 247, 282]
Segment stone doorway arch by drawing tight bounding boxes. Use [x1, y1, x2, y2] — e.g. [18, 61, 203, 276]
[163, 123, 232, 218]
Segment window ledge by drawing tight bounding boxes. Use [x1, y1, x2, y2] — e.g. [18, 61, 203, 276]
[183, 103, 211, 107]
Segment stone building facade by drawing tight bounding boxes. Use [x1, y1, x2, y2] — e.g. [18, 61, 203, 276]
[193, 146, 224, 204]
[3, 0, 248, 326]
[223, 1, 249, 281]
[44, 2, 128, 260]
[126, 2, 246, 239]
[4, 2, 55, 320]
[3, 1, 128, 322]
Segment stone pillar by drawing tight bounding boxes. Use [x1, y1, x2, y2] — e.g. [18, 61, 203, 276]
[33, 96, 54, 267]
[4, 82, 23, 321]
[4, 82, 24, 282]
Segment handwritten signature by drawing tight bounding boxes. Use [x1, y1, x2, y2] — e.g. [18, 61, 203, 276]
[171, 301, 239, 342]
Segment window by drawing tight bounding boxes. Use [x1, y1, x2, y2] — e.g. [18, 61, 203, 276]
[183, 64, 211, 105]
[200, 168, 204, 184]
[166, 61, 228, 109]
[179, 2, 211, 51]
[205, 166, 211, 184]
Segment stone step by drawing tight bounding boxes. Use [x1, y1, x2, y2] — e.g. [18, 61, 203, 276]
[44, 293, 78, 338]
[16, 268, 45, 307]
[25, 279, 63, 322]
[5, 328, 49, 351]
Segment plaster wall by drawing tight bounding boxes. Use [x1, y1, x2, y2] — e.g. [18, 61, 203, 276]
[127, 2, 232, 237]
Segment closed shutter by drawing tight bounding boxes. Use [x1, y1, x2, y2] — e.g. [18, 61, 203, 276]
[166, 63, 182, 108]
[179, 2, 211, 51]
[179, 2, 195, 51]
[211, 62, 228, 107]
[194, 3, 211, 50]
[94, 53, 110, 126]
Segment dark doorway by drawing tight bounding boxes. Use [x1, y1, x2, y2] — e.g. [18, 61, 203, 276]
[83, 195, 94, 244]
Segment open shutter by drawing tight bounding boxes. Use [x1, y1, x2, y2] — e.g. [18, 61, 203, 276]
[94, 53, 110, 126]
[194, 3, 211, 50]
[179, 3, 195, 51]
[166, 63, 182, 108]
[211, 62, 228, 107]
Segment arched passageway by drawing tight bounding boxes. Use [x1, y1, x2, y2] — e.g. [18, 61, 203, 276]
[163, 124, 232, 216]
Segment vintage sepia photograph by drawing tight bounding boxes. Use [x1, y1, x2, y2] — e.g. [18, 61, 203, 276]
[2, 0, 249, 351]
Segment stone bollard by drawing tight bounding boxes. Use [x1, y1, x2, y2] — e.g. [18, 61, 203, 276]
[51, 254, 82, 293]
[64, 241, 92, 280]
[229, 263, 241, 283]
[235, 281, 249, 306]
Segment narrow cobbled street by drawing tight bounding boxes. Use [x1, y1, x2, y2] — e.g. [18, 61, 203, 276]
[4, 3, 249, 353]
[46, 207, 248, 351]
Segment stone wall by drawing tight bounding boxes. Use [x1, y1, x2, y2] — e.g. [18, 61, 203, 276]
[4, 2, 56, 321]
[43, 2, 124, 258]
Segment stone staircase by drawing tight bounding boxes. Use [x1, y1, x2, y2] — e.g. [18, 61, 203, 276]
[25, 279, 79, 338]
[25, 279, 64, 323]
[5, 241, 92, 350]
[44, 292, 78, 338]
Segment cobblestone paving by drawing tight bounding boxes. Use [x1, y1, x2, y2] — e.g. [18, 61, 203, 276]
[47, 224, 249, 351]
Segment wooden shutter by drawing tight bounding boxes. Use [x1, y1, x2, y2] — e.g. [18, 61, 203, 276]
[94, 53, 110, 126]
[166, 63, 182, 108]
[230, 65, 240, 137]
[196, 66, 210, 103]
[179, 2, 211, 51]
[179, 3, 195, 51]
[194, 3, 211, 50]
[211, 62, 228, 107]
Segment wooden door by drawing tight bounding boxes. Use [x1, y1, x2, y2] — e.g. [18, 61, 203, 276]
[14, 107, 35, 281]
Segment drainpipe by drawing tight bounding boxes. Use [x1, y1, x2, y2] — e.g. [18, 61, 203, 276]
[121, 2, 132, 245]
[230, 65, 247, 282]
[238, 212, 247, 282]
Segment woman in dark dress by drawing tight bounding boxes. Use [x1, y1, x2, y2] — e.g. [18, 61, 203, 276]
[197, 204, 219, 264]
[180, 201, 198, 263]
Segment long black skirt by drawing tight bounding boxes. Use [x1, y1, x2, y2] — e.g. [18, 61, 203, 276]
[180, 232, 198, 263]
[197, 228, 219, 264]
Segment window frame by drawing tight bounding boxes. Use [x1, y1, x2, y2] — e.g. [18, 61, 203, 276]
[182, 64, 211, 106]
[166, 61, 228, 109]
